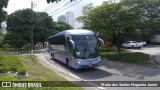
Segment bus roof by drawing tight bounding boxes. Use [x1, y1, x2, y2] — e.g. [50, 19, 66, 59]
[49, 29, 95, 38]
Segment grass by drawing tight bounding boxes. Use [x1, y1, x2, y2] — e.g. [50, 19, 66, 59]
[0, 54, 83, 90]
[100, 48, 150, 65]
[0, 54, 24, 73]
[100, 47, 129, 53]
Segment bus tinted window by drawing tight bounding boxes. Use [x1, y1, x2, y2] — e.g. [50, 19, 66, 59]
[49, 35, 66, 45]
[72, 35, 99, 59]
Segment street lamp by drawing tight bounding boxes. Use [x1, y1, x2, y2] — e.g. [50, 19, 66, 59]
[30, 16, 52, 58]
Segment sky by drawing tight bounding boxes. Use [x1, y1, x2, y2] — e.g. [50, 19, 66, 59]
[5, 0, 108, 28]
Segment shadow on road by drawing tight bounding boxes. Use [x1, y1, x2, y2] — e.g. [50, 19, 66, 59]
[102, 60, 160, 80]
[50, 58, 113, 80]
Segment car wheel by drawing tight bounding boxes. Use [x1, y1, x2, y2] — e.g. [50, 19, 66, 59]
[122, 45, 125, 48]
[131, 45, 134, 49]
[138, 46, 141, 49]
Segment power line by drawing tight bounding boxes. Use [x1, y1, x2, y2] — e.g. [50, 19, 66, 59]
[32, 0, 41, 10]
[34, 0, 39, 3]
[34, 0, 41, 5]
[43, 0, 66, 12]
[50, 0, 82, 16]
[42, 2, 56, 12]
[48, 1, 71, 15]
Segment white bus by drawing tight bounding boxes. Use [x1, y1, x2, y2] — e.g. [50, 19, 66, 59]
[48, 29, 104, 69]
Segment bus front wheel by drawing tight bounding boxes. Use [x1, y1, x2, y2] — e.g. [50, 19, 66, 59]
[51, 53, 56, 61]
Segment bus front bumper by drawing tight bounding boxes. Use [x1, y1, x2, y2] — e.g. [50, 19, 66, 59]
[75, 60, 101, 69]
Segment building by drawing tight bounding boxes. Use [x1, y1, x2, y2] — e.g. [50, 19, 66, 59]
[65, 11, 75, 28]
[57, 11, 75, 28]
[1, 21, 7, 34]
[58, 15, 66, 23]
[150, 35, 160, 44]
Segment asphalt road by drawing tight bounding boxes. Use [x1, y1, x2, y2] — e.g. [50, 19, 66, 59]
[129, 45, 160, 55]
[37, 51, 160, 90]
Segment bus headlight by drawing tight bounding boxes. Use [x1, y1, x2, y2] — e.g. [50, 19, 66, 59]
[78, 61, 81, 64]
[77, 61, 89, 64]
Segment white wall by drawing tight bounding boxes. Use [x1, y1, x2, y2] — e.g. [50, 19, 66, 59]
[151, 35, 160, 43]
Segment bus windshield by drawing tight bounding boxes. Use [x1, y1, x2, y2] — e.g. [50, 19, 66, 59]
[72, 35, 99, 59]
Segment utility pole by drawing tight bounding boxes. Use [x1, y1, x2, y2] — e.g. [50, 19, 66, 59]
[31, 1, 34, 58]
[30, 1, 52, 58]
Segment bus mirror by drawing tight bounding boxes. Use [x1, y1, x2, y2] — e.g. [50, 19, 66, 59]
[97, 38, 105, 48]
[69, 40, 75, 49]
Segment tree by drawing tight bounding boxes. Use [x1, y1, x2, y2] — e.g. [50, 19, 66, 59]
[0, 0, 9, 22]
[77, 0, 160, 54]
[4, 8, 73, 48]
[77, 2, 139, 54]
[0, 0, 8, 8]
[120, 0, 160, 40]
[76, 3, 111, 40]
[76, 3, 94, 28]
[93, 2, 138, 54]
[53, 22, 73, 34]
[4, 9, 53, 48]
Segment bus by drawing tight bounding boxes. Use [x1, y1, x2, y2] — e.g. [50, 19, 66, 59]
[48, 29, 104, 69]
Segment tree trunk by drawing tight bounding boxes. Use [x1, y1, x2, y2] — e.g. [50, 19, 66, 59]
[116, 40, 121, 54]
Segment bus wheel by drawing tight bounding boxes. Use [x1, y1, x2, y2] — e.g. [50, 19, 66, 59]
[51, 53, 55, 61]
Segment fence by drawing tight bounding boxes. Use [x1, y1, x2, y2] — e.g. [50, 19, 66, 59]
[0, 46, 46, 55]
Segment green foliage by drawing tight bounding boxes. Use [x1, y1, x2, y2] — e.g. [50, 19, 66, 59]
[0, 54, 83, 90]
[120, 0, 160, 37]
[100, 47, 126, 52]
[4, 8, 73, 48]
[4, 32, 26, 48]
[100, 48, 150, 65]
[0, 0, 9, 8]
[51, 22, 73, 35]
[0, 54, 23, 73]
[17, 67, 26, 75]
[0, 66, 9, 73]
[77, 0, 160, 53]
[76, 3, 94, 24]
[0, 35, 4, 47]
[0, 0, 9, 22]
[6, 9, 54, 48]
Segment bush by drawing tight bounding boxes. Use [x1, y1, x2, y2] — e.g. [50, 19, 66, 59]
[100, 47, 126, 53]
[101, 52, 150, 64]
[17, 68, 26, 75]
[0, 54, 25, 73]
[0, 66, 10, 73]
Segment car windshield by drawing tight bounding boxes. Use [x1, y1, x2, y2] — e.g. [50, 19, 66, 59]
[72, 35, 99, 59]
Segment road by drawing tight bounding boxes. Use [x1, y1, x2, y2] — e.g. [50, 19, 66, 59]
[129, 45, 160, 55]
[37, 51, 160, 90]
[128, 45, 160, 64]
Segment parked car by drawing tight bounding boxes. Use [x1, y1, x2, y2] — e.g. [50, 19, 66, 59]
[139, 41, 147, 46]
[122, 41, 143, 49]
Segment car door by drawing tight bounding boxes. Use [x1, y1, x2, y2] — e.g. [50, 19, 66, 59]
[126, 41, 131, 47]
